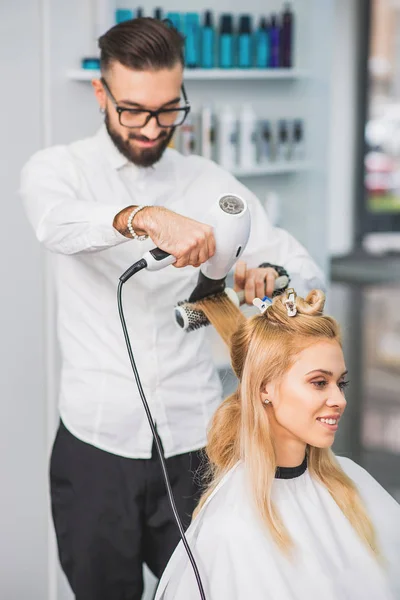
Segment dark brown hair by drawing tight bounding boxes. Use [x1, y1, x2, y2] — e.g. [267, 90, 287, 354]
[99, 17, 185, 73]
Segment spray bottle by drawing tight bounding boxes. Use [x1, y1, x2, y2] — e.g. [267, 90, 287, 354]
[219, 14, 234, 68]
[184, 13, 201, 68]
[269, 14, 280, 68]
[255, 17, 270, 68]
[281, 3, 294, 68]
[201, 11, 215, 68]
[292, 119, 305, 160]
[238, 15, 253, 68]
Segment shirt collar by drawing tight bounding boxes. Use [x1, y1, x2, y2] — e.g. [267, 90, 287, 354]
[95, 125, 172, 182]
[275, 455, 308, 480]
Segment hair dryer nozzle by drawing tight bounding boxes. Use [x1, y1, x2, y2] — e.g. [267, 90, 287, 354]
[188, 272, 226, 303]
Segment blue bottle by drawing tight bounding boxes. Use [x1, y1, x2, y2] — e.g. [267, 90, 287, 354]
[201, 11, 215, 69]
[166, 12, 182, 33]
[82, 57, 100, 70]
[219, 14, 234, 69]
[270, 15, 280, 68]
[184, 13, 201, 68]
[238, 15, 252, 68]
[115, 9, 134, 24]
[255, 18, 270, 68]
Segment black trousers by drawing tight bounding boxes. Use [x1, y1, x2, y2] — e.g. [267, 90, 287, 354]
[50, 420, 204, 600]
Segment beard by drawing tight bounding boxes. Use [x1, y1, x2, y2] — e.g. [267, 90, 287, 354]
[104, 110, 174, 168]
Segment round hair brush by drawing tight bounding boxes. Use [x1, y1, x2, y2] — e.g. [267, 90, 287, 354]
[174, 275, 289, 332]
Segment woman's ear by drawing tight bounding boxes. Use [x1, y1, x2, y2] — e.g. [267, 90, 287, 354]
[261, 381, 278, 406]
[260, 385, 271, 406]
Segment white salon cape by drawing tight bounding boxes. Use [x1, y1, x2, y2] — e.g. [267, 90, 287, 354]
[155, 457, 400, 600]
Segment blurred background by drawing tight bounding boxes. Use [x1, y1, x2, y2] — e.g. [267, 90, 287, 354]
[1, 0, 400, 598]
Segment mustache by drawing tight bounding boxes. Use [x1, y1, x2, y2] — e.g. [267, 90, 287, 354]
[128, 132, 168, 142]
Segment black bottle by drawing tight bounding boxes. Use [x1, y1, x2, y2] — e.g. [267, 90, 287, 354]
[281, 3, 294, 68]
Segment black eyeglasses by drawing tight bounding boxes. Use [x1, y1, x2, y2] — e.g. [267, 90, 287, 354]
[101, 77, 191, 129]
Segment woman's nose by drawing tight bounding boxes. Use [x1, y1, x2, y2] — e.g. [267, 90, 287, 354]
[325, 388, 347, 411]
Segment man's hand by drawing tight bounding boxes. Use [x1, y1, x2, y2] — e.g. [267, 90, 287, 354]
[234, 260, 278, 304]
[113, 206, 215, 268]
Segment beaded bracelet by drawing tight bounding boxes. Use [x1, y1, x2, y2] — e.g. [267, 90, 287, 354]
[127, 205, 150, 241]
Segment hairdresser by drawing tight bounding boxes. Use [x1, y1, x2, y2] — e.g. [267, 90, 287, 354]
[20, 17, 324, 600]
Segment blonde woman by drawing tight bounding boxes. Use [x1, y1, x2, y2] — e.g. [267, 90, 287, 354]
[155, 290, 400, 600]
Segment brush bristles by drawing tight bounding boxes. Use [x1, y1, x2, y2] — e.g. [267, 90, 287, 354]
[177, 302, 210, 331]
[176, 292, 227, 332]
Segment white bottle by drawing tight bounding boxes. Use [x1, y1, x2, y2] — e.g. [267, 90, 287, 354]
[217, 106, 238, 170]
[292, 119, 305, 161]
[180, 114, 196, 156]
[276, 120, 291, 162]
[257, 119, 274, 164]
[201, 105, 215, 161]
[238, 104, 258, 169]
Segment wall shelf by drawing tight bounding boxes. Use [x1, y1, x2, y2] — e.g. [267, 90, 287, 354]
[66, 68, 312, 176]
[67, 68, 309, 82]
[232, 162, 312, 177]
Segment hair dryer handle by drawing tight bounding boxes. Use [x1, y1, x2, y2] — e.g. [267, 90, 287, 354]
[143, 248, 177, 271]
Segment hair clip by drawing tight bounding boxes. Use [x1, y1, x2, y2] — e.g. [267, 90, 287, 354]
[252, 296, 272, 314]
[284, 289, 297, 317]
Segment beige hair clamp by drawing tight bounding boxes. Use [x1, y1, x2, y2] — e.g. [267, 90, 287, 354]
[284, 289, 297, 317]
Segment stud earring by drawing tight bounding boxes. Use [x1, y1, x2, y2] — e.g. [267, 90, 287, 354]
[99, 106, 106, 114]
[263, 399, 271, 405]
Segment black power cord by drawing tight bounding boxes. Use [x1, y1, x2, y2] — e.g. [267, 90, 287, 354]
[117, 260, 207, 600]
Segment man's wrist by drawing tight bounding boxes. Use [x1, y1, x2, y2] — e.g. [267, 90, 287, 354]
[113, 206, 152, 238]
[132, 206, 153, 235]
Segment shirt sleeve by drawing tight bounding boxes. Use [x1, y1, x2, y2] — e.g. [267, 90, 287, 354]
[20, 146, 131, 255]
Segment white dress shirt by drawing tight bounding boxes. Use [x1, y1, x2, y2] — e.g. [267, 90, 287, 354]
[20, 127, 324, 459]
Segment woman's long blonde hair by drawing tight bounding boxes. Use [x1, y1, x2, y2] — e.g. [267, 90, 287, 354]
[195, 289, 380, 558]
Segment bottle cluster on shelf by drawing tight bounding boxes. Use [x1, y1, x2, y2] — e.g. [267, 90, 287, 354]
[82, 3, 295, 71]
[171, 105, 305, 171]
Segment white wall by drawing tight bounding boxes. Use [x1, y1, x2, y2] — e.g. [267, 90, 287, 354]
[0, 1, 49, 599]
[328, 0, 359, 256]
